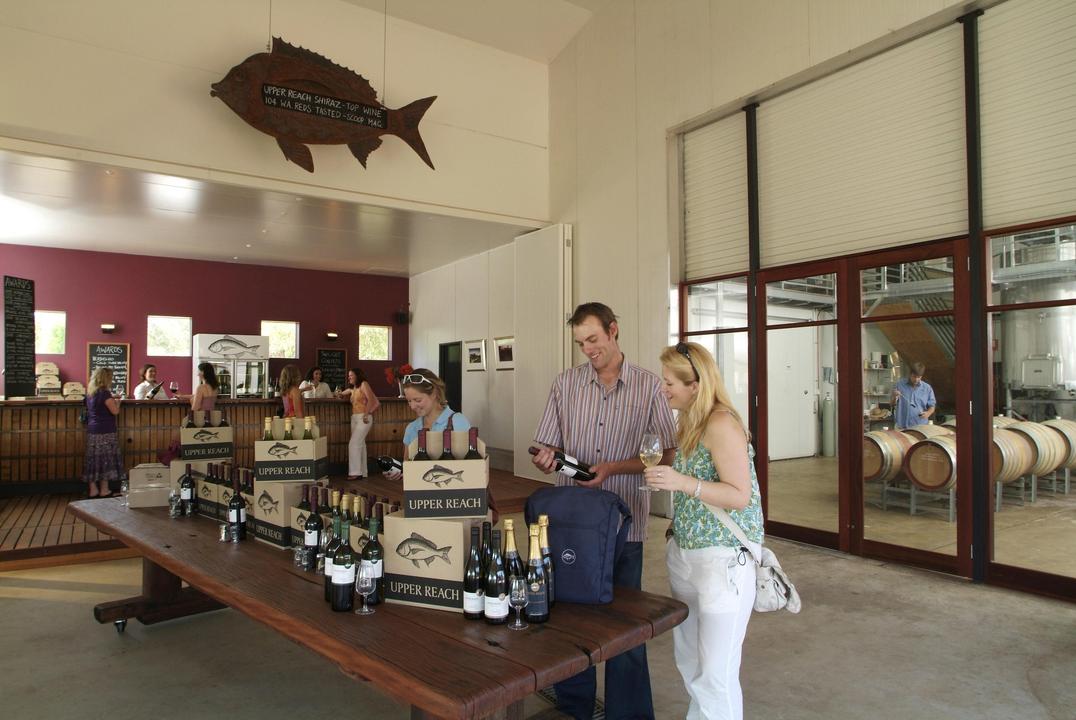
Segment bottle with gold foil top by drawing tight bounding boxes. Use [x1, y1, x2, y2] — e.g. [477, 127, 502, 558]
[524, 523, 549, 623]
[262, 417, 273, 441]
[303, 416, 314, 440]
[539, 514, 555, 608]
[283, 417, 294, 440]
[503, 519, 525, 580]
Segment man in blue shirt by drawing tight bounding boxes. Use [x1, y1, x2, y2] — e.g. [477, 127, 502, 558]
[891, 362, 936, 429]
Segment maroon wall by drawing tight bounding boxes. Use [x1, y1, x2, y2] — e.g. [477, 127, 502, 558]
[1, 244, 408, 396]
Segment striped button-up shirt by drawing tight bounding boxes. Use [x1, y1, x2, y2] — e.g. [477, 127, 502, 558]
[534, 357, 678, 542]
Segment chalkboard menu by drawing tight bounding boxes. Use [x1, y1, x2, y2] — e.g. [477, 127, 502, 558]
[316, 348, 348, 390]
[87, 342, 130, 397]
[3, 276, 36, 398]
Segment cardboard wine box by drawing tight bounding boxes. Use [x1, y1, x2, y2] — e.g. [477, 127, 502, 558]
[127, 486, 171, 508]
[403, 432, 488, 519]
[252, 480, 305, 548]
[240, 470, 257, 536]
[128, 463, 171, 491]
[179, 426, 235, 461]
[254, 437, 329, 483]
[383, 511, 486, 613]
[196, 475, 222, 520]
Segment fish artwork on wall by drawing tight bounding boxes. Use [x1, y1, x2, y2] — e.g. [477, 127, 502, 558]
[211, 37, 436, 172]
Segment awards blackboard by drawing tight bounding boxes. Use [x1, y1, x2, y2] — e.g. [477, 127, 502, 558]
[3, 276, 36, 398]
[87, 342, 130, 396]
[316, 348, 348, 390]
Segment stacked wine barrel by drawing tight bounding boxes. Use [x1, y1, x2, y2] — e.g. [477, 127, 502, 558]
[863, 417, 1074, 493]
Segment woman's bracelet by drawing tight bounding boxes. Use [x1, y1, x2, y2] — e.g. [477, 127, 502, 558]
[693, 479, 702, 500]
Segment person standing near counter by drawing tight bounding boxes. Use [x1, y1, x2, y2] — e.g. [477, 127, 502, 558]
[132, 364, 167, 400]
[337, 368, 380, 479]
[279, 364, 305, 418]
[83, 367, 123, 498]
[300, 366, 333, 400]
[174, 363, 219, 411]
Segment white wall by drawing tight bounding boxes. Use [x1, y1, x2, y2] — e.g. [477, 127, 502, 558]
[0, 0, 548, 225]
[550, 0, 966, 372]
[409, 245, 515, 459]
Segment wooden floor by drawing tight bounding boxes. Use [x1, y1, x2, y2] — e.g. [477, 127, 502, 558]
[0, 493, 131, 568]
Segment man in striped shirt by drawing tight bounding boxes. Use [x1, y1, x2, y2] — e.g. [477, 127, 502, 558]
[533, 302, 677, 720]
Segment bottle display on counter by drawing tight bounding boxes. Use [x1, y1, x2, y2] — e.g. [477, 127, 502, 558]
[539, 514, 555, 608]
[502, 519, 525, 580]
[302, 491, 323, 572]
[262, 417, 273, 441]
[283, 417, 294, 440]
[324, 497, 343, 602]
[330, 515, 355, 612]
[303, 417, 314, 440]
[298, 484, 311, 512]
[413, 429, 431, 460]
[527, 446, 596, 481]
[360, 517, 384, 606]
[180, 463, 195, 516]
[464, 427, 482, 459]
[524, 524, 550, 623]
[227, 474, 246, 541]
[463, 525, 484, 620]
[483, 529, 509, 625]
[375, 456, 403, 475]
[439, 429, 454, 460]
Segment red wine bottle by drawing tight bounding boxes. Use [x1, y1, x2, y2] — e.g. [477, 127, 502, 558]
[146, 381, 164, 399]
[298, 484, 311, 512]
[527, 446, 596, 481]
[302, 491, 323, 572]
[330, 516, 355, 612]
[464, 427, 482, 459]
[375, 456, 403, 475]
[413, 429, 431, 460]
[180, 463, 195, 516]
[463, 525, 484, 620]
[439, 428, 454, 460]
[524, 523, 549, 623]
[483, 529, 508, 625]
[227, 473, 246, 541]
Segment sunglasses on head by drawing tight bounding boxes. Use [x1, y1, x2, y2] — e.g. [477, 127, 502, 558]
[676, 342, 700, 382]
[401, 373, 433, 386]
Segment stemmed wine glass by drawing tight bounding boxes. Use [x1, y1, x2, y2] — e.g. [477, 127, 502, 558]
[168, 381, 179, 398]
[508, 576, 528, 630]
[354, 564, 375, 615]
[120, 477, 129, 507]
[638, 433, 663, 492]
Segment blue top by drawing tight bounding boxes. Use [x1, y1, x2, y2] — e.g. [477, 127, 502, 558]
[86, 389, 117, 435]
[893, 377, 936, 428]
[403, 406, 472, 448]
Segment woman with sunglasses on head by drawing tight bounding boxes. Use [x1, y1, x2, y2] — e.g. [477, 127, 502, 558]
[642, 342, 763, 720]
[337, 368, 380, 479]
[382, 368, 471, 480]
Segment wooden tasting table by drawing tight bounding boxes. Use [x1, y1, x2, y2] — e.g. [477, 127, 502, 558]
[68, 499, 687, 720]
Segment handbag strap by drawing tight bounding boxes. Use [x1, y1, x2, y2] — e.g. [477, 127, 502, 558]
[706, 504, 762, 566]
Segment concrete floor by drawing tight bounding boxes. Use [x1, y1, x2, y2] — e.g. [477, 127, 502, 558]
[1, 513, 1074, 719]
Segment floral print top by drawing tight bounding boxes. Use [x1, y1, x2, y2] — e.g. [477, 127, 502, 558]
[672, 443, 764, 549]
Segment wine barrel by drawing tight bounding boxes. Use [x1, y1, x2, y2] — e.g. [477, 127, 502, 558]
[1007, 422, 1066, 476]
[905, 435, 957, 491]
[941, 418, 958, 429]
[993, 415, 1019, 428]
[991, 428, 1034, 484]
[862, 430, 915, 482]
[903, 424, 953, 441]
[1042, 419, 1076, 470]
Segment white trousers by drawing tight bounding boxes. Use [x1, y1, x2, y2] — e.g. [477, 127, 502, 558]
[348, 413, 372, 476]
[666, 538, 757, 720]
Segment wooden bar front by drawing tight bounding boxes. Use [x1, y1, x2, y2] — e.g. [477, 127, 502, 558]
[0, 398, 409, 492]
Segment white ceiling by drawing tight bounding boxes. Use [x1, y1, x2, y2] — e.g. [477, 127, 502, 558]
[340, 0, 607, 63]
[0, 150, 536, 277]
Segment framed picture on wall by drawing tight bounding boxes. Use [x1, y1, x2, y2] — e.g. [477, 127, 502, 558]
[494, 336, 514, 371]
[464, 339, 486, 371]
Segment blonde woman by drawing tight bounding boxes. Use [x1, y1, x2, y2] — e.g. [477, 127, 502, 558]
[382, 368, 470, 479]
[83, 367, 123, 498]
[279, 364, 305, 418]
[642, 342, 763, 720]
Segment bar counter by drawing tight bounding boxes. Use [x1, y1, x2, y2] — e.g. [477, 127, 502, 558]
[0, 397, 409, 493]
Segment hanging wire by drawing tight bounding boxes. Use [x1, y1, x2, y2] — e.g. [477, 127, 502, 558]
[267, 0, 273, 50]
[382, 0, 388, 99]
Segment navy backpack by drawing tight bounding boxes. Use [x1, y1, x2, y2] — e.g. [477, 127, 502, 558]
[524, 485, 632, 605]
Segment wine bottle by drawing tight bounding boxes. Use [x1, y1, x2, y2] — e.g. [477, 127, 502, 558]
[320, 486, 330, 514]
[539, 514, 555, 608]
[303, 491, 323, 572]
[361, 517, 384, 606]
[439, 428, 454, 460]
[480, 521, 493, 580]
[463, 525, 484, 620]
[147, 381, 164, 399]
[483, 529, 508, 625]
[217, 412, 229, 427]
[227, 473, 246, 541]
[180, 463, 195, 516]
[524, 523, 549, 623]
[298, 484, 311, 512]
[464, 427, 482, 459]
[330, 516, 355, 612]
[185, 412, 196, 428]
[502, 519, 525, 580]
[527, 446, 596, 481]
[283, 417, 294, 440]
[330, 489, 341, 531]
[262, 417, 273, 441]
[375, 456, 403, 475]
[323, 498, 342, 602]
[413, 429, 431, 460]
[302, 417, 314, 440]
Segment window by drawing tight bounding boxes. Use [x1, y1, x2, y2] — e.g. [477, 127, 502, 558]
[261, 321, 299, 359]
[147, 316, 192, 356]
[34, 311, 66, 354]
[358, 325, 391, 361]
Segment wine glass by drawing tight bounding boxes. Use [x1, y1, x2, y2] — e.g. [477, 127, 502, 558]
[120, 477, 129, 507]
[168, 381, 179, 398]
[508, 576, 528, 630]
[354, 564, 375, 615]
[638, 432, 663, 492]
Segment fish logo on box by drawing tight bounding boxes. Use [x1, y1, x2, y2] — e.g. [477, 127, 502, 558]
[200, 485, 212, 497]
[422, 465, 464, 488]
[192, 429, 221, 442]
[267, 442, 298, 459]
[258, 491, 280, 515]
[295, 512, 307, 526]
[206, 335, 260, 358]
[561, 549, 577, 566]
[395, 532, 452, 568]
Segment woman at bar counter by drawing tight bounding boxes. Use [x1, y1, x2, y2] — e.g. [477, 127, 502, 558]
[173, 362, 219, 411]
[337, 368, 380, 479]
[132, 364, 166, 400]
[83, 367, 123, 498]
[279, 364, 305, 418]
[299, 366, 334, 400]
[382, 368, 470, 480]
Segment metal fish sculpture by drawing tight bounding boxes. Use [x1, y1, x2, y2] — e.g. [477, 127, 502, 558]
[257, 491, 280, 515]
[422, 464, 464, 488]
[192, 429, 220, 442]
[267, 442, 298, 459]
[207, 335, 260, 357]
[210, 37, 436, 172]
[395, 532, 452, 568]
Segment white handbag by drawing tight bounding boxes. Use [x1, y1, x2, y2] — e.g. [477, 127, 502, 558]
[707, 505, 801, 614]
